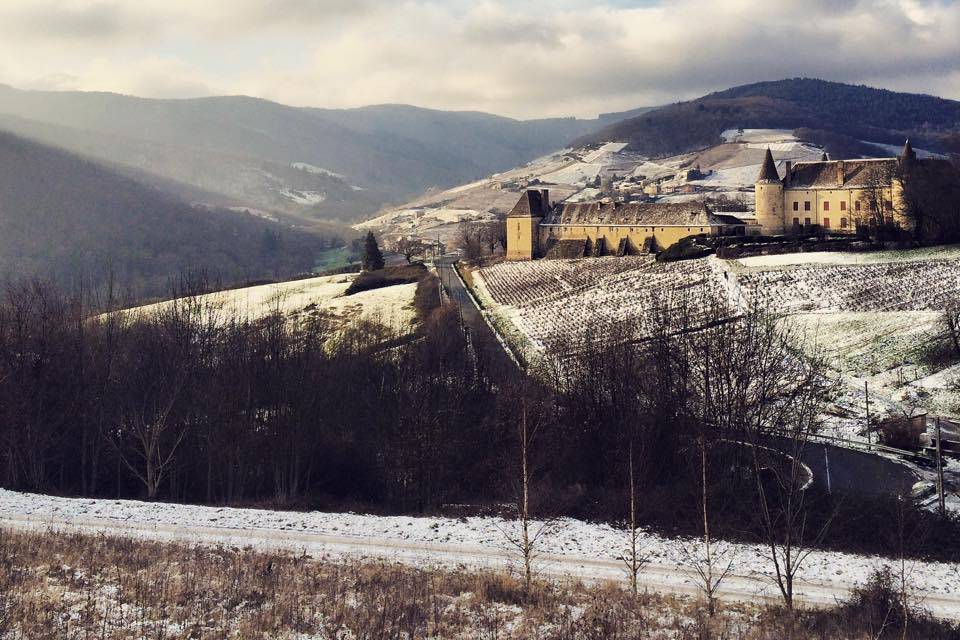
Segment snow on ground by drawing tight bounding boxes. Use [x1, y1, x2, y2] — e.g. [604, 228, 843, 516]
[291, 163, 345, 179]
[721, 129, 797, 144]
[279, 188, 326, 205]
[689, 164, 767, 188]
[737, 245, 960, 268]
[563, 187, 602, 203]
[861, 142, 945, 160]
[2, 489, 959, 607]
[440, 177, 491, 196]
[784, 312, 941, 377]
[581, 142, 630, 163]
[540, 161, 603, 185]
[126, 275, 418, 333]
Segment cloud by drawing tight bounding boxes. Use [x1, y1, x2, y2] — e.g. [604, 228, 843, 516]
[0, 2, 157, 41]
[0, 0, 958, 117]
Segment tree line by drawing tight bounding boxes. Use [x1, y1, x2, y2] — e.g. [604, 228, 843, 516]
[0, 274, 957, 569]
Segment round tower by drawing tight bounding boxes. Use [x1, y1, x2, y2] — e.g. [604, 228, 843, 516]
[754, 148, 785, 235]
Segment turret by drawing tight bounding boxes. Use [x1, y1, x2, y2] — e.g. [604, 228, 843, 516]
[506, 189, 549, 260]
[754, 148, 785, 235]
[900, 139, 917, 167]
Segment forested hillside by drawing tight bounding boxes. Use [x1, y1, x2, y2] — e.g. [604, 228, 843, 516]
[0, 85, 610, 222]
[576, 78, 960, 158]
[0, 131, 324, 298]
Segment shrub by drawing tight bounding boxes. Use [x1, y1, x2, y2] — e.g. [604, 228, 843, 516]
[345, 264, 427, 295]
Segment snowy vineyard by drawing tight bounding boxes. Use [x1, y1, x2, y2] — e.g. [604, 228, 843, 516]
[476, 257, 730, 352]
[736, 259, 960, 313]
[475, 252, 960, 356]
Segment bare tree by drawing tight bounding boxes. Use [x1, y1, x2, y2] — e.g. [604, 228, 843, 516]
[621, 441, 648, 595]
[395, 237, 427, 264]
[112, 382, 186, 499]
[499, 402, 552, 595]
[455, 223, 485, 264]
[943, 298, 960, 356]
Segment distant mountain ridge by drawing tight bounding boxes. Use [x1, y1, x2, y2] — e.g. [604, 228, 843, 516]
[0, 130, 324, 298]
[576, 78, 960, 159]
[0, 85, 615, 223]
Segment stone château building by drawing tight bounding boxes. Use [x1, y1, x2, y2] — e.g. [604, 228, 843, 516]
[754, 140, 917, 235]
[506, 140, 957, 260]
[506, 190, 747, 261]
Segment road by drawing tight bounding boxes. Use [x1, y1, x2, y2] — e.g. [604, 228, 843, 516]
[4, 511, 959, 620]
[761, 436, 920, 497]
[435, 256, 518, 372]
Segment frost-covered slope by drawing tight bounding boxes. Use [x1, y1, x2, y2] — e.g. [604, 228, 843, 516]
[126, 273, 419, 335]
[3, 488, 960, 618]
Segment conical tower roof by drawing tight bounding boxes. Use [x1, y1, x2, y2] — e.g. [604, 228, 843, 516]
[821, 152, 829, 161]
[901, 139, 916, 164]
[757, 148, 780, 182]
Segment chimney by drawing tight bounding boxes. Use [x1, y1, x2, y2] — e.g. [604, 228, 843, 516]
[836, 160, 845, 187]
[784, 161, 792, 187]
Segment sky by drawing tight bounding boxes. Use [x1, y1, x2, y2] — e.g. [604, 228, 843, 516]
[0, 0, 959, 119]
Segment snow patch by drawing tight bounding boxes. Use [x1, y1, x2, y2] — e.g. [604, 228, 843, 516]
[291, 163, 345, 179]
[279, 188, 327, 205]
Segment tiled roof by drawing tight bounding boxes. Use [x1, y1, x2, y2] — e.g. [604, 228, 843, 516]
[508, 190, 551, 217]
[786, 159, 897, 189]
[543, 200, 736, 227]
[757, 148, 780, 182]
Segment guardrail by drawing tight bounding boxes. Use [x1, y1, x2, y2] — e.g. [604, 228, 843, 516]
[808, 432, 926, 460]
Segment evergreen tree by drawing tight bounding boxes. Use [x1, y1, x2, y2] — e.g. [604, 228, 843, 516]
[362, 231, 384, 271]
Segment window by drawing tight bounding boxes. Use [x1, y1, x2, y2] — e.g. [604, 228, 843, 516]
[855, 201, 861, 211]
[804, 217, 811, 226]
[823, 218, 830, 229]
[840, 217, 848, 229]
[793, 201, 799, 211]
[804, 201, 811, 211]
[840, 201, 847, 211]
[823, 201, 830, 211]
[793, 217, 800, 226]
[885, 200, 893, 211]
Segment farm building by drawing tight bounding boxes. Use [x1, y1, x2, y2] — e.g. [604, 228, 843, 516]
[506, 190, 750, 260]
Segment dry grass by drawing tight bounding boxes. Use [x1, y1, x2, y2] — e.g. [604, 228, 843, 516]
[0, 528, 956, 639]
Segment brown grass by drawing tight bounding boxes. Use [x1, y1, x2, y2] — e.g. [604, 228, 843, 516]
[0, 528, 956, 639]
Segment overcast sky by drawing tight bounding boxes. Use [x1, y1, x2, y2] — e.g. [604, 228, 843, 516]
[0, 0, 958, 119]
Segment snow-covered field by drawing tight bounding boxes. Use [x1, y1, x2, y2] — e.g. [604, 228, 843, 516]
[475, 250, 960, 435]
[126, 274, 418, 333]
[3, 489, 959, 618]
[721, 129, 797, 144]
[737, 245, 960, 268]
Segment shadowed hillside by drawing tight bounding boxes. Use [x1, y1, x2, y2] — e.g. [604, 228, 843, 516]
[0, 131, 325, 298]
[0, 86, 614, 222]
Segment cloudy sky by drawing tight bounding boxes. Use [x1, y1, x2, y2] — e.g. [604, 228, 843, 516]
[0, 0, 958, 119]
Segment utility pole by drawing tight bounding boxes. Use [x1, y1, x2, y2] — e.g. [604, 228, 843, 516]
[865, 381, 871, 450]
[936, 418, 946, 516]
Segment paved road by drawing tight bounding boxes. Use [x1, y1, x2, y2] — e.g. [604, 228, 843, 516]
[4, 511, 959, 620]
[435, 257, 518, 372]
[761, 436, 920, 498]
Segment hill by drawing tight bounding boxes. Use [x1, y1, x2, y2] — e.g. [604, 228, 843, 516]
[576, 78, 960, 158]
[0, 85, 611, 223]
[0, 131, 325, 298]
